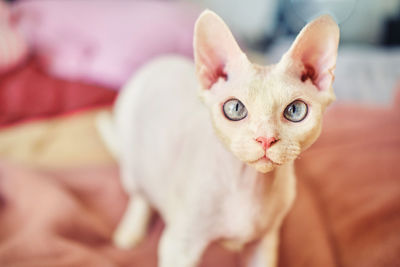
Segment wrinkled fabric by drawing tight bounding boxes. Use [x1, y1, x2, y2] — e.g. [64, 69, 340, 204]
[0, 108, 114, 167]
[0, 57, 116, 127]
[12, 0, 199, 88]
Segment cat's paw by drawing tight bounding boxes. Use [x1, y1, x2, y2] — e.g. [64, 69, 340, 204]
[112, 196, 151, 249]
[112, 226, 146, 249]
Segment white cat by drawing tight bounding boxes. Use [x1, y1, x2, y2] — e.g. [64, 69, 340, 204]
[97, 10, 339, 267]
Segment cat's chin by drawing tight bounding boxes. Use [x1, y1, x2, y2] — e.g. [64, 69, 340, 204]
[249, 158, 276, 174]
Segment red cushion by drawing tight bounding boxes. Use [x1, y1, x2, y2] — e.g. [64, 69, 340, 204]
[0, 57, 116, 127]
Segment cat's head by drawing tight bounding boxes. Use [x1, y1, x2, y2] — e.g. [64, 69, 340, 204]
[194, 10, 339, 173]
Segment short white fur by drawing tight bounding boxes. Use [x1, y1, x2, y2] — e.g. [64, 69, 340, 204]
[97, 10, 339, 267]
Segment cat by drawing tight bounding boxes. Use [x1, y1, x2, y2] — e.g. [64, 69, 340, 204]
[96, 10, 339, 267]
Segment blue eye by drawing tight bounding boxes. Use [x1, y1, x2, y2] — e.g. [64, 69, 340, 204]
[284, 100, 308, 122]
[223, 98, 247, 121]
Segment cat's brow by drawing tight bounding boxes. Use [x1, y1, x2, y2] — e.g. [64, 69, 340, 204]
[247, 76, 267, 102]
[246, 64, 274, 101]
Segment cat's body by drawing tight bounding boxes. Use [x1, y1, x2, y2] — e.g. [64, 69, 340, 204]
[113, 55, 296, 253]
[98, 10, 339, 267]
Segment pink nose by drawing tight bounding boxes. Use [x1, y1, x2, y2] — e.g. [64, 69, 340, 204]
[256, 137, 278, 151]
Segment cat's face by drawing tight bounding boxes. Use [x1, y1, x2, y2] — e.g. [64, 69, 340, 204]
[194, 11, 339, 173]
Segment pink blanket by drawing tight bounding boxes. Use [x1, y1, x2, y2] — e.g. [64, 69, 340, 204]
[12, 0, 199, 88]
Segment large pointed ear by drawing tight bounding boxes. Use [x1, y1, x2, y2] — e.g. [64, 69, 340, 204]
[194, 10, 245, 90]
[282, 15, 340, 93]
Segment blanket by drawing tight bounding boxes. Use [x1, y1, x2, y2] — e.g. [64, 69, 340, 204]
[0, 107, 114, 167]
[0, 56, 116, 127]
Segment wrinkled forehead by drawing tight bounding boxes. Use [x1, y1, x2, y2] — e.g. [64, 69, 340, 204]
[243, 64, 306, 112]
[213, 60, 319, 112]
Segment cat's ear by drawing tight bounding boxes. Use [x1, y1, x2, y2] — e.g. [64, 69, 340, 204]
[282, 15, 340, 93]
[194, 10, 245, 90]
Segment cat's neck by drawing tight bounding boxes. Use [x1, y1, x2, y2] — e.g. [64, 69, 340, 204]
[219, 148, 295, 197]
[254, 162, 295, 190]
[263, 162, 296, 206]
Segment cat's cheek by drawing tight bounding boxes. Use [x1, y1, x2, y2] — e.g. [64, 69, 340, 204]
[319, 84, 336, 106]
[228, 134, 262, 162]
[284, 103, 323, 151]
[268, 142, 300, 165]
[298, 121, 323, 151]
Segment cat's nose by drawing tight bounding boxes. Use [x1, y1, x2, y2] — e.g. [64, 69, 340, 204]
[256, 137, 278, 151]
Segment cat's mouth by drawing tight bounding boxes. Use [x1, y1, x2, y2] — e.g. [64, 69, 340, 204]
[247, 155, 281, 173]
[249, 155, 281, 166]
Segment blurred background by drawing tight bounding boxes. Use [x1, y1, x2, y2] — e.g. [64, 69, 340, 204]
[2, 0, 399, 110]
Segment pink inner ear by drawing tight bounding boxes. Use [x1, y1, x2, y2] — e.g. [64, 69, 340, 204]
[294, 45, 337, 91]
[204, 64, 227, 89]
[194, 11, 244, 90]
[286, 15, 339, 92]
[214, 65, 228, 84]
[300, 62, 333, 92]
[197, 46, 229, 89]
[300, 64, 316, 83]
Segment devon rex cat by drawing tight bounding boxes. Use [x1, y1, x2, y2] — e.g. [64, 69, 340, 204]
[97, 10, 339, 267]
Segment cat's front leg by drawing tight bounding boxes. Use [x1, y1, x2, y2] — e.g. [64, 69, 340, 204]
[113, 195, 152, 249]
[246, 230, 279, 267]
[158, 224, 210, 267]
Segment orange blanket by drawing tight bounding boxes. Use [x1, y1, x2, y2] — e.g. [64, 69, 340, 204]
[0, 99, 399, 267]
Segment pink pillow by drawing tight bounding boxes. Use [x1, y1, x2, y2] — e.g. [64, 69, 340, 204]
[12, 1, 200, 89]
[0, 1, 28, 75]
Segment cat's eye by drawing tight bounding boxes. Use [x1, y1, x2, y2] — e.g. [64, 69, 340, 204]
[284, 100, 308, 122]
[223, 98, 248, 121]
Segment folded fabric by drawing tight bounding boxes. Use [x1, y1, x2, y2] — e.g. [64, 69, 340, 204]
[0, 1, 27, 74]
[12, 0, 199, 89]
[0, 57, 116, 127]
[0, 108, 114, 167]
